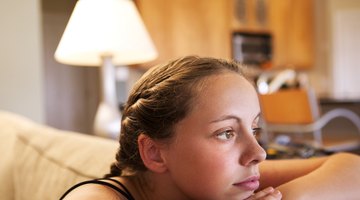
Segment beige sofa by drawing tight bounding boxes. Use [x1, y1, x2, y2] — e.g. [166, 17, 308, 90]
[0, 111, 119, 200]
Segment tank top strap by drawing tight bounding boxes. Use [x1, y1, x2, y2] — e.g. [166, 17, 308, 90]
[59, 178, 135, 200]
[100, 177, 135, 200]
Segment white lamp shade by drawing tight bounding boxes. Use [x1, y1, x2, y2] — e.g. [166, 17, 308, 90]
[54, 0, 157, 66]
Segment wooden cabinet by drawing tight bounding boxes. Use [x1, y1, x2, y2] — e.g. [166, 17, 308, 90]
[268, 0, 315, 69]
[231, 0, 271, 32]
[231, 0, 315, 69]
[135, 0, 232, 68]
[136, 0, 314, 70]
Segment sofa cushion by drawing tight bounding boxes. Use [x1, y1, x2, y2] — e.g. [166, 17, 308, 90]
[0, 111, 119, 200]
[0, 111, 35, 200]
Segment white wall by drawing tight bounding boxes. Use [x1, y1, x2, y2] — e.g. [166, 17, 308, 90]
[329, 0, 360, 99]
[0, 0, 44, 122]
[311, 0, 360, 99]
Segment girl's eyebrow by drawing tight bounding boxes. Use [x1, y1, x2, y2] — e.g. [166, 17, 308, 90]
[210, 115, 241, 124]
[210, 112, 261, 124]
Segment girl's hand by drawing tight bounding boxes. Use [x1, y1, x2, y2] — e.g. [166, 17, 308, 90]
[246, 187, 282, 200]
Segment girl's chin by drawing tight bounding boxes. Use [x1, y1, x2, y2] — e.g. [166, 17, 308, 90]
[243, 192, 255, 200]
[243, 191, 255, 200]
[227, 190, 255, 200]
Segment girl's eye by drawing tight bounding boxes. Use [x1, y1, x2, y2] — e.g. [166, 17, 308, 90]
[252, 127, 262, 136]
[216, 129, 235, 141]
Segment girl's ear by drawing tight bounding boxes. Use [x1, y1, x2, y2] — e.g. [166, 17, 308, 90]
[138, 133, 167, 173]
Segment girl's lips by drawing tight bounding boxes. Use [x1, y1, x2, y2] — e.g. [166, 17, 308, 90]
[233, 176, 260, 191]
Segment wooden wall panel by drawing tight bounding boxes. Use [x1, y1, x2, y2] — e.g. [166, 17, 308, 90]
[269, 0, 314, 69]
[136, 0, 232, 67]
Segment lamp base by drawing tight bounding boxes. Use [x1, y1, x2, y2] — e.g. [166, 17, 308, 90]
[93, 101, 121, 139]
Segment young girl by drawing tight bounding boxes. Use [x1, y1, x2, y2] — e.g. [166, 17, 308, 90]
[61, 56, 360, 200]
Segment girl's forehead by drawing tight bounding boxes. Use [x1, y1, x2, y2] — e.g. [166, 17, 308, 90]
[187, 73, 259, 118]
[194, 73, 254, 96]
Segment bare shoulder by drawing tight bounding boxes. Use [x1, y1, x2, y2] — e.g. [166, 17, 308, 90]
[61, 182, 126, 200]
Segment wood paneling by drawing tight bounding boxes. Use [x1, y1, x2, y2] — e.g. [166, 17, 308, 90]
[268, 0, 315, 69]
[136, 0, 232, 67]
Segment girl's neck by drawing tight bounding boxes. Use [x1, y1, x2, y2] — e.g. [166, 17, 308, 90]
[125, 171, 190, 200]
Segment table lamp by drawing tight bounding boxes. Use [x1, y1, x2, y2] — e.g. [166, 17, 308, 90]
[54, 0, 157, 138]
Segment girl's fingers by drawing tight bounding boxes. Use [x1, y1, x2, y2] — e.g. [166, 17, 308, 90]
[246, 187, 282, 200]
[252, 187, 274, 198]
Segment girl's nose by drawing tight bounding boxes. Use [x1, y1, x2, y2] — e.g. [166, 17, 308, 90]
[239, 132, 267, 166]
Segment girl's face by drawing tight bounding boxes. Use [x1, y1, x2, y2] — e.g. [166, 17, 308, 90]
[161, 73, 266, 200]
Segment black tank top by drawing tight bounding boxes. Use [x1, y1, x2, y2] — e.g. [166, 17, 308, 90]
[59, 178, 135, 200]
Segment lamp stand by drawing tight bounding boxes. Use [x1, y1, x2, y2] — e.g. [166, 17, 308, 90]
[93, 55, 121, 139]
